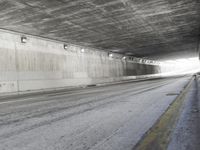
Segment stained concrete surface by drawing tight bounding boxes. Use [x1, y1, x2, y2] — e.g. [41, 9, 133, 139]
[0, 30, 160, 94]
[167, 76, 200, 150]
[0, 0, 199, 60]
[0, 77, 191, 150]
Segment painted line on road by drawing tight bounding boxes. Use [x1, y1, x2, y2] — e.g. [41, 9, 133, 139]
[0, 96, 47, 105]
[0, 80, 175, 105]
[133, 77, 194, 150]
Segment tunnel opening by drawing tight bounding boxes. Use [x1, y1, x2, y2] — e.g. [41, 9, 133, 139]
[160, 57, 200, 76]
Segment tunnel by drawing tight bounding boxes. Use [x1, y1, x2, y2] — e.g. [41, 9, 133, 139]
[0, 0, 199, 150]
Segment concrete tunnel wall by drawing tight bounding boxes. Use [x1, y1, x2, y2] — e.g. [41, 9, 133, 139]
[0, 30, 160, 94]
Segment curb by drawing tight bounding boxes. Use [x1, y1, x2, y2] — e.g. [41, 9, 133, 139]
[133, 76, 194, 150]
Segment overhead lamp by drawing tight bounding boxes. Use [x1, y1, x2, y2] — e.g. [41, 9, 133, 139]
[21, 36, 27, 43]
[81, 48, 85, 53]
[64, 44, 68, 50]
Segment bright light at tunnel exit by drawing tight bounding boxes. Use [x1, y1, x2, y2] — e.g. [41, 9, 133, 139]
[160, 57, 200, 75]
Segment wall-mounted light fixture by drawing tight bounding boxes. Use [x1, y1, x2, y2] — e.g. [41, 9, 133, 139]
[122, 56, 126, 60]
[108, 53, 113, 58]
[64, 44, 68, 50]
[81, 48, 85, 53]
[21, 36, 27, 43]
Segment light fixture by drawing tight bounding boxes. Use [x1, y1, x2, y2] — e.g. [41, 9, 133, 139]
[81, 48, 85, 53]
[64, 44, 68, 50]
[108, 53, 113, 58]
[21, 36, 27, 43]
[122, 56, 126, 60]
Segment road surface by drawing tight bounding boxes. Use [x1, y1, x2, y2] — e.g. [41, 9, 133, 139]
[0, 76, 191, 150]
[168, 76, 200, 150]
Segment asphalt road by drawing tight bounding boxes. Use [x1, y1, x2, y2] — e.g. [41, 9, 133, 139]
[168, 76, 200, 150]
[0, 76, 191, 150]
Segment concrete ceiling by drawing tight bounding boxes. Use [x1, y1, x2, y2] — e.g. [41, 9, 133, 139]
[0, 0, 199, 60]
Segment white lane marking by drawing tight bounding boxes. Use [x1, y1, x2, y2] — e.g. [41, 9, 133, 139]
[0, 97, 45, 105]
[0, 78, 180, 105]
